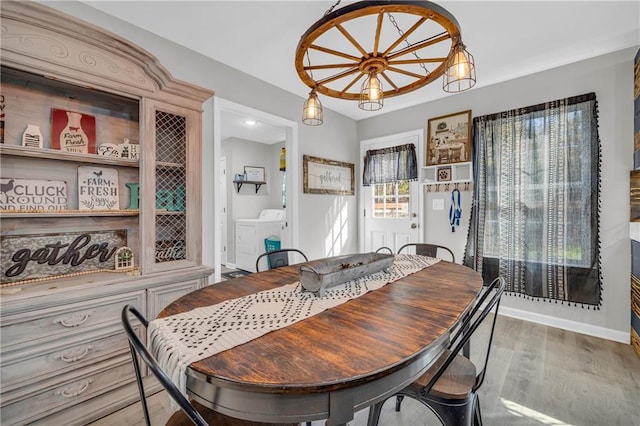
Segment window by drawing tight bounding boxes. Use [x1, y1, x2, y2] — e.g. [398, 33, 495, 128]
[465, 93, 601, 306]
[372, 181, 410, 218]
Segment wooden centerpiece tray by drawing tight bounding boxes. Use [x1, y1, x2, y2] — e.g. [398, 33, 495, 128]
[299, 252, 394, 296]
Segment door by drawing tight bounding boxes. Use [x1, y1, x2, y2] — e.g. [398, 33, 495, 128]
[360, 130, 423, 253]
[220, 156, 228, 265]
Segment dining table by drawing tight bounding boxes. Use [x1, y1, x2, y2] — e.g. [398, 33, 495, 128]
[156, 254, 483, 426]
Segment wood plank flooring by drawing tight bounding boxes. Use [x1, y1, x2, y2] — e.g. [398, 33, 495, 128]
[90, 315, 640, 426]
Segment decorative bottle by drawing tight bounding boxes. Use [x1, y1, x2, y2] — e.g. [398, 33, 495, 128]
[22, 124, 43, 148]
[279, 147, 286, 171]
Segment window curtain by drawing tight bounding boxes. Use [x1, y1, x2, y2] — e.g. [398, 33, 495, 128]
[362, 143, 417, 186]
[464, 93, 602, 307]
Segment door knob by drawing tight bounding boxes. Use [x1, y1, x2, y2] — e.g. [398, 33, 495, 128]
[411, 223, 418, 229]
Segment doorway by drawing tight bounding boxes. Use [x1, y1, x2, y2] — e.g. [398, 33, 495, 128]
[213, 98, 299, 283]
[359, 129, 424, 253]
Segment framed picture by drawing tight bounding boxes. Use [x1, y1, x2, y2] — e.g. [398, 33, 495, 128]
[244, 166, 265, 182]
[426, 110, 471, 166]
[303, 155, 354, 195]
[437, 166, 452, 182]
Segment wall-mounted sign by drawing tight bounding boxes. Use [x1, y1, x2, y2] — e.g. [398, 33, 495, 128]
[1, 230, 127, 284]
[51, 109, 96, 154]
[78, 166, 119, 210]
[0, 178, 67, 212]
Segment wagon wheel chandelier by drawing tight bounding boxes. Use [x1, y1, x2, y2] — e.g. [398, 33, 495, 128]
[296, 0, 476, 126]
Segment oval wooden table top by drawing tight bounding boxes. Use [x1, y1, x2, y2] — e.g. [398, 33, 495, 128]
[158, 257, 482, 425]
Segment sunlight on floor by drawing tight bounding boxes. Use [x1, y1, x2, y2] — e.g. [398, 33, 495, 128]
[501, 398, 570, 425]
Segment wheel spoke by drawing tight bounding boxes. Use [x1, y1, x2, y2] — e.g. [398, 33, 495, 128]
[387, 33, 450, 60]
[386, 66, 425, 80]
[389, 57, 447, 66]
[373, 12, 384, 56]
[380, 72, 399, 91]
[309, 44, 361, 62]
[317, 67, 360, 86]
[305, 62, 362, 71]
[335, 24, 369, 58]
[381, 17, 428, 57]
[340, 72, 366, 95]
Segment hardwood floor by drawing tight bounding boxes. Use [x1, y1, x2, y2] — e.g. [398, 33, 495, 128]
[91, 315, 640, 425]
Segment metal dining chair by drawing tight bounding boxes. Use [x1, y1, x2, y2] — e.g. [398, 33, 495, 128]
[397, 243, 455, 263]
[375, 246, 393, 254]
[367, 277, 506, 426]
[255, 248, 308, 272]
[121, 305, 298, 426]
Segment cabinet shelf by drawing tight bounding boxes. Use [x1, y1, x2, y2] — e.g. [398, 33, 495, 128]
[233, 180, 266, 193]
[0, 210, 139, 218]
[0, 145, 140, 167]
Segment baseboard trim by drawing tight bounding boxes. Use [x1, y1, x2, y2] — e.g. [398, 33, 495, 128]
[499, 305, 630, 344]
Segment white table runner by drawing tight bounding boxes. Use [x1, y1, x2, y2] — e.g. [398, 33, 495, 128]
[148, 254, 439, 397]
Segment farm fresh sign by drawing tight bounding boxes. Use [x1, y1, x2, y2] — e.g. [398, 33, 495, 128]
[78, 166, 119, 210]
[0, 178, 67, 211]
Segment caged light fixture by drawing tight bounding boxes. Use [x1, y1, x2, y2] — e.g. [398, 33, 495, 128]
[296, 0, 477, 125]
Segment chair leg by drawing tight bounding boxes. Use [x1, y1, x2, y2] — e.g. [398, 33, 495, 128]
[367, 401, 384, 426]
[473, 394, 483, 426]
[128, 343, 151, 426]
[395, 395, 404, 411]
[423, 396, 474, 426]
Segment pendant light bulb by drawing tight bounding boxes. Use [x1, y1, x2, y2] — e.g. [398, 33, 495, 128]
[452, 50, 470, 79]
[359, 70, 384, 111]
[302, 90, 323, 126]
[443, 42, 476, 93]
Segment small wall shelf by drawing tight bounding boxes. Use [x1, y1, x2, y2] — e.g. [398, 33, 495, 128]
[233, 180, 266, 193]
[422, 161, 472, 185]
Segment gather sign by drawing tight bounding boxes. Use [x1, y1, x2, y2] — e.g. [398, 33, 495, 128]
[1, 230, 127, 284]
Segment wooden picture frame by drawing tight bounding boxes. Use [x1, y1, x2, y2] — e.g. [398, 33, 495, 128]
[303, 155, 354, 195]
[244, 166, 265, 182]
[437, 166, 452, 182]
[426, 110, 472, 166]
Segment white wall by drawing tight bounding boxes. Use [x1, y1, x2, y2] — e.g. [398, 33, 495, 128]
[358, 47, 637, 340]
[46, 1, 360, 265]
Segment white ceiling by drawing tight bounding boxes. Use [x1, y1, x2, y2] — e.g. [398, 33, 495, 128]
[79, 1, 640, 142]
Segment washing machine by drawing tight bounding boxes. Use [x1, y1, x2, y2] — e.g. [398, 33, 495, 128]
[235, 209, 286, 272]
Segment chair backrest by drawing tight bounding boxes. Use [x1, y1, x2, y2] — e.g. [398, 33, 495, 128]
[422, 276, 506, 394]
[255, 248, 308, 272]
[375, 246, 393, 254]
[397, 243, 455, 263]
[121, 305, 208, 426]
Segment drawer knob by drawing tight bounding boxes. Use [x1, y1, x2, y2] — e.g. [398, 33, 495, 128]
[55, 379, 93, 398]
[53, 311, 95, 328]
[55, 345, 94, 362]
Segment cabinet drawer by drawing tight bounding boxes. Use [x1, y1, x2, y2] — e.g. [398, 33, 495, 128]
[0, 357, 134, 426]
[1, 291, 144, 352]
[1, 324, 139, 393]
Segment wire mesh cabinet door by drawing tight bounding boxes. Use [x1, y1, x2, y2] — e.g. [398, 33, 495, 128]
[140, 99, 204, 273]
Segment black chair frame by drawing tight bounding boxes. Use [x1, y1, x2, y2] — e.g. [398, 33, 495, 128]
[374, 246, 393, 254]
[122, 304, 208, 426]
[397, 243, 456, 262]
[255, 248, 308, 272]
[368, 276, 506, 426]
